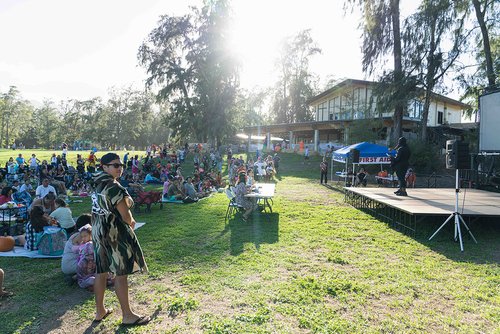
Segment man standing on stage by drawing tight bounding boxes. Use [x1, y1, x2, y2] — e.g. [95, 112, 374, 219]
[390, 137, 411, 196]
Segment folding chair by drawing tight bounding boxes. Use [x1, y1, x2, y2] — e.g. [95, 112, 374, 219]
[224, 188, 242, 222]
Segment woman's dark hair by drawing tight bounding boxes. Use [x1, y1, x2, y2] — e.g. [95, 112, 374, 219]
[101, 152, 120, 165]
[45, 192, 56, 201]
[54, 198, 66, 207]
[30, 206, 50, 232]
[238, 173, 246, 184]
[75, 213, 91, 230]
[1, 186, 13, 196]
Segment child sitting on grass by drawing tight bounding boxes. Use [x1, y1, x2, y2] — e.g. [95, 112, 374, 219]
[61, 214, 91, 284]
[76, 224, 113, 291]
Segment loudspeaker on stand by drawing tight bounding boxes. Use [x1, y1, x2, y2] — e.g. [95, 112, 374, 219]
[446, 140, 470, 169]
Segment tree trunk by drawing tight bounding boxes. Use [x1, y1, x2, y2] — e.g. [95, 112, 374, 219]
[0, 113, 4, 148]
[472, 0, 496, 87]
[391, 0, 403, 143]
[421, 21, 438, 141]
[5, 117, 9, 148]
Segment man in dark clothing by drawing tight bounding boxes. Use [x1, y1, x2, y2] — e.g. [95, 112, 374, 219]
[320, 158, 328, 184]
[390, 137, 411, 196]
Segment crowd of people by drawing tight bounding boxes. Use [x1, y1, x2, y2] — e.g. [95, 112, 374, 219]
[0, 136, 423, 329]
[0, 141, 287, 323]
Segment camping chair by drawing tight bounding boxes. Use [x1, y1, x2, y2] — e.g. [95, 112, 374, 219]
[355, 173, 367, 187]
[133, 190, 163, 213]
[224, 187, 242, 222]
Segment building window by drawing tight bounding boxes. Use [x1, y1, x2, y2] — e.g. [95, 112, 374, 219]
[318, 102, 327, 121]
[438, 111, 443, 124]
[342, 91, 353, 119]
[408, 99, 423, 119]
[334, 96, 340, 120]
[353, 88, 364, 119]
[328, 99, 334, 121]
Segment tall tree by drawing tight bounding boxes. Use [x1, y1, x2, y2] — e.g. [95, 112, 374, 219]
[455, 0, 499, 115]
[139, 0, 239, 146]
[345, 0, 405, 142]
[0, 86, 33, 148]
[403, 0, 465, 140]
[32, 100, 60, 149]
[271, 30, 320, 124]
[472, 0, 498, 87]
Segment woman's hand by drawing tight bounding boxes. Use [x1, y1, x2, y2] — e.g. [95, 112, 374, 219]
[117, 197, 136, 230]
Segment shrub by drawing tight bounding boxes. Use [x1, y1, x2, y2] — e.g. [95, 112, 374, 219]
[409, 141, 442, 173]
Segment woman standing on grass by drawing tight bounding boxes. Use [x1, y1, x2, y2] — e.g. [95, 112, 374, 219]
[90, 152, 150, 326]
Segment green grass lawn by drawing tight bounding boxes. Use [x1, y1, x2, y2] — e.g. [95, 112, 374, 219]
[0, 149, 145, 168]
[0, 152, 498, 333]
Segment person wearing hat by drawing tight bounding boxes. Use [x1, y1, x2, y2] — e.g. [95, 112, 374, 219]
[390, 137, 411, 196]
[90, 152, 150, 326]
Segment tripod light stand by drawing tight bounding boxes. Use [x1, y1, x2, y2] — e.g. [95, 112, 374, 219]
[429, 169, 477, 252]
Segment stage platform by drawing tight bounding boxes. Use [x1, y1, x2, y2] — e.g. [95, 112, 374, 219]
[344, 187, 500, 235]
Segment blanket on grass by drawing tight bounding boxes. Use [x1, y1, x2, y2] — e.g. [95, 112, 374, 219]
[161, 194, 213, 204]
[0, 222, 146, 258]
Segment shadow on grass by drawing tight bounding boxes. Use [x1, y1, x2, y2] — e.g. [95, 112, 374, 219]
[361, 208, 500, 265]
[414, 218, 500, 264]
[227, 212, 280, 256]
[0, 261, 95, 334]
[321, 183, 345, 194]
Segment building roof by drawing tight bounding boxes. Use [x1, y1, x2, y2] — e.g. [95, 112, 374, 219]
[308, 78, 471, 109]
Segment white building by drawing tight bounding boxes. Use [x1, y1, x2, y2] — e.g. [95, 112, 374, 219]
[244, 78, 471, 151]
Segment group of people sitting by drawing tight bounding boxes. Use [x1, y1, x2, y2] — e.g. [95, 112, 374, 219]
[0, 176, 107, 291]
[160, 164, 225, 203]
[227, 154, 280, 186]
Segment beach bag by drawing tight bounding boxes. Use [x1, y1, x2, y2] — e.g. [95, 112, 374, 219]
[36, 226, 67, 256]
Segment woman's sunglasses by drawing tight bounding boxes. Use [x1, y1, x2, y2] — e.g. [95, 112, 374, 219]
[104, 163, 125, 168]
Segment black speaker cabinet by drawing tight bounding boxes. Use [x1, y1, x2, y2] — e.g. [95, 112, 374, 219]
[446, 140, 470, 169]
[351, 149, 360, 163]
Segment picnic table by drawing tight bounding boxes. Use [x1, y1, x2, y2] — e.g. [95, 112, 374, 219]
[335, 172, 355, 186]
[245, 183, 276, 213]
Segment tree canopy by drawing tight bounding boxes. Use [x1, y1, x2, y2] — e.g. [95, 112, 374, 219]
[139, 0, 239, 147]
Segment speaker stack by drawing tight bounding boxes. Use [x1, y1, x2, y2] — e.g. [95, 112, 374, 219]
[446, 140, 470, 169]
[351, 149, 360, 163]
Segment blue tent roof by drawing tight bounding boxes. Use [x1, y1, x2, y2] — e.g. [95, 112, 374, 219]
[333, 142, 395, 164]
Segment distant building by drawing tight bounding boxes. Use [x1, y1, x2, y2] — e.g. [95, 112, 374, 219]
[243, 78, 471, 152]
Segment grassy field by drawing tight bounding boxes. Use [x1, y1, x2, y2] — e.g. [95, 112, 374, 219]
[0, 152, 498, 333]
[0, 149, 146, 168]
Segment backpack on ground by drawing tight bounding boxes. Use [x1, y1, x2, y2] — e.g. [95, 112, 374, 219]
[36, 226, 67, 256]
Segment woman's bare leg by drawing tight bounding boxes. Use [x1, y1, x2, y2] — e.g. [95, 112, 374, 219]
[94, 273, 108, 319]
[114, 275, 142, 323]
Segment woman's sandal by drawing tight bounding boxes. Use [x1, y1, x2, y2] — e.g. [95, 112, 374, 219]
[122, 315, 151, 327]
